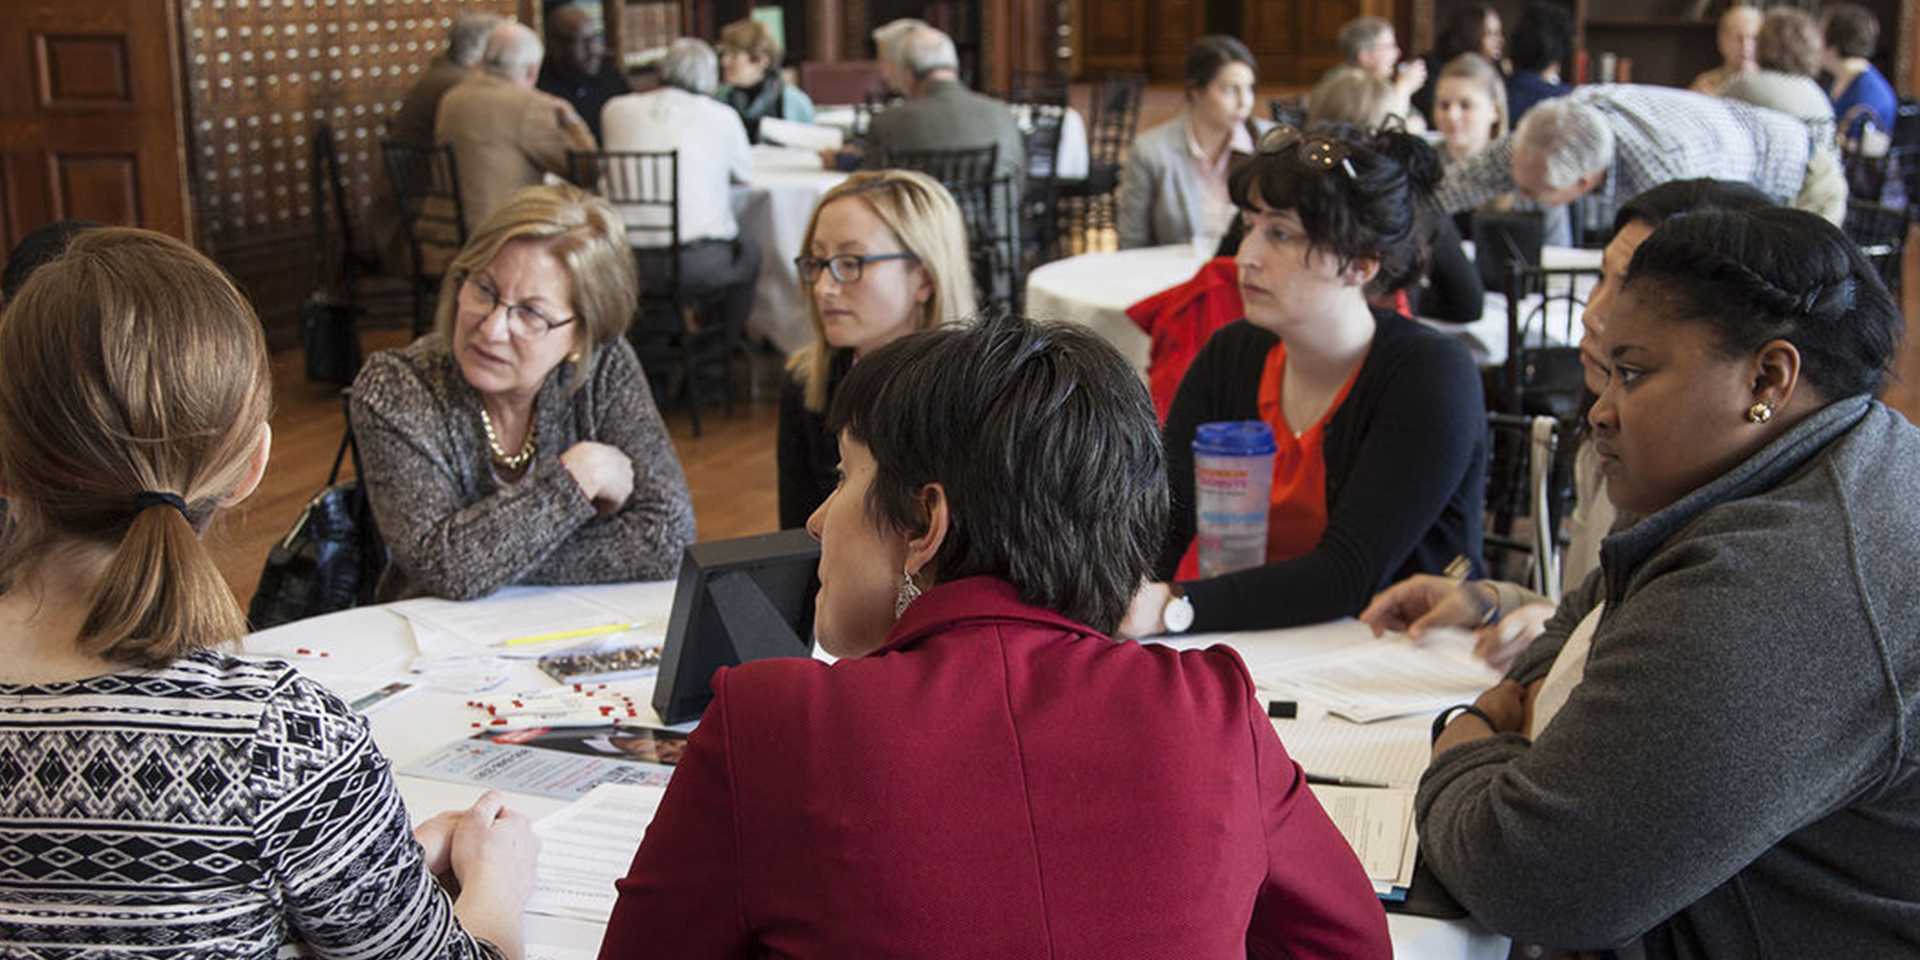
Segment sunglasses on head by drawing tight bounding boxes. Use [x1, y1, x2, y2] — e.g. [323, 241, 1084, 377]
[1255, 125, 1359, 181]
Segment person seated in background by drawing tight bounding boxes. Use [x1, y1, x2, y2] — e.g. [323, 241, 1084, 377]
[604, 312, 1393, 959]
[1360, 178, 1772, 668]
[0, 227, 538, 958]
[1411, 4, 1503, 120]
[435, 20, 596, 229]
[1433, 53, 1507, 170]
[374, 11, 501, 273]
[1502, 2, 1571, 124]
[1304, 71, 1481, 325]
[0, 219, 97, 311]
[716, 15, 816, 143]
[1415, 206, 1920, 958]
[600, 38, 761, 342]
[777, 171, 976, 529]
[1335, 17, 1427, 131]
[1823, 3, 1898, 137]
[351, 184, 695, 601]
[1434, 85, 1847, 230]
[536, 3, 631, 143]
[1721, 7, 1836, 146]
[1690, 4, 1762, 95]
[855, 23, 1024, 191]
[1117, 35, 1269, 250]
[1120, 125, 1487, 638]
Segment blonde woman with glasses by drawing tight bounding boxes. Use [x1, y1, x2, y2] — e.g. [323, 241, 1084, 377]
[777, 170, 976, 529]
[351, 183, 695, 600]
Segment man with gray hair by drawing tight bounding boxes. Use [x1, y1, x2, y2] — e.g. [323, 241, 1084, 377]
[1432, 84, 1846, 229]
[1338, 16, 1425, 105]
[393, 11, 501, 143]
[434, 20, 597, 228]
[871, 17, 930, 96]
[600, 39, 759, 341]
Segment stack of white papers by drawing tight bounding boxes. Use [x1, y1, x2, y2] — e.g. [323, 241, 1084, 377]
[526, 783, 668, 922]
[1274, 717, 1430, 788]
[1255, 636, 1501, 723]
[759, 117, 843, 151]
[1309, 784, 1418, 895]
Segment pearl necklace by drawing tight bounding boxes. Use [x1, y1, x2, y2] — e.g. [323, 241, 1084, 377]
[480, 407, 537, 470]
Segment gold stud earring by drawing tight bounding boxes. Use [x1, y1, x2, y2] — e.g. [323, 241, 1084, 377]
[567, 351, 582, 364]
[1746, 401, 1774, 424]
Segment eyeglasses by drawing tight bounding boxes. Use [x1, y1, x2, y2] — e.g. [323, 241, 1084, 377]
[459, 274, 577, 338]
[1256, 124, 1358, 181]
[795, 252, 918, 285]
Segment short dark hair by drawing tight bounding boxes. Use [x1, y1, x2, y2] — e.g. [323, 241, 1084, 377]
[1508, 2, 1572, 72]
[2, 220, 99, 303]
[1823, 3, 1880, 59]
[1611, 178, 1772, 235]
[826, 313, 1168, 635]
[1623, 207, 1901, 401]
[1435, 4, 1497, 60]
[1184, 34, 1257, 90]
[1228, 124, 1443, 296]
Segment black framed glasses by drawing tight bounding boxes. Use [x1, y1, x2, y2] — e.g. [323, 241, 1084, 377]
[795, 252, 919, 285]
[1256, 124, 1358, 181]
[458, 273, 578, 339]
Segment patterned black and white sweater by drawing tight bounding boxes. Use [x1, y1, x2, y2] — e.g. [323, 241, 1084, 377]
[0, 651, 500, 959]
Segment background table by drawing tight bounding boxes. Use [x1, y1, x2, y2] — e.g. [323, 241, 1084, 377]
[246, 584, 1507, 959]
[1026, 244, 1604, 378]
[735, 145, 848, 353]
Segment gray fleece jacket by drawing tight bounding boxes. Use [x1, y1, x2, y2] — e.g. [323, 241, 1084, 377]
[1416, 395, 1920, 957]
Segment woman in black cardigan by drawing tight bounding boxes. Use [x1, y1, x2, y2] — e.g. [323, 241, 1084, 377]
[1121, 125, 1487, 637]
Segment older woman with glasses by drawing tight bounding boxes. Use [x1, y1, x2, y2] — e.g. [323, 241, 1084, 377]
[351, 183, 695, 600]
[1122, 123, 1487, 638]
[776, 169, 976, 529]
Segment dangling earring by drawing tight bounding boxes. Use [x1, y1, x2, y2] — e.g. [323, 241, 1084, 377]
[895, 564, 923, 618]
[1746, 401, 1775, 424]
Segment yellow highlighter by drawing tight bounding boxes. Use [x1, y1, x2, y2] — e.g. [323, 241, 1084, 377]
[502, 622, 645, 648]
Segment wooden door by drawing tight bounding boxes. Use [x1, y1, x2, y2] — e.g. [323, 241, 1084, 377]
[0, 0, 191, 258]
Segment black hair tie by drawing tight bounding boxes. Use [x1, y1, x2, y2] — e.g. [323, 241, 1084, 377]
[133, 490, 189, 519]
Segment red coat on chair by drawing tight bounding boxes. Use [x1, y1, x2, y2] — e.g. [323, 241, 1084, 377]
[601, 575, 1391, 960]
[1127, 256, 1245, 423]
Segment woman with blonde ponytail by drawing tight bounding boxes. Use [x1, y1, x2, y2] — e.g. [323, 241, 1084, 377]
[0, 228, 539, 959]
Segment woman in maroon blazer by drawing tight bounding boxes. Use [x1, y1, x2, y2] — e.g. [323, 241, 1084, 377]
[600, 313, 1390, 958]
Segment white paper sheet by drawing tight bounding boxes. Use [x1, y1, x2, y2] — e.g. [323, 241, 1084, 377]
[387, 587, 650, 652]
[1273, 717, 1431, 788]
[1256, 636, 1501, 723]
[527, 783, 669, 922]
[1309, 784, 1417, 888]
[527, 945, 598, 960]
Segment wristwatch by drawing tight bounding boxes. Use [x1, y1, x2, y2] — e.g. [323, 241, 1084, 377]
[1162, 585, 1194, 634]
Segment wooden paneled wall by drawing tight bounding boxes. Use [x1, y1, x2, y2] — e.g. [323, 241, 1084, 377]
[1073, 0, 1395, 84]
[177, 0, 522, 344]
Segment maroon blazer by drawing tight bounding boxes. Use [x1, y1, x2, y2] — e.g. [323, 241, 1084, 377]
[601, 576, 1390, 959]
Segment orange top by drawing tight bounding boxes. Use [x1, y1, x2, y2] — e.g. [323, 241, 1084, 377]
[1255, 341, 1361, 564]
[1175, 341, 1362, 580]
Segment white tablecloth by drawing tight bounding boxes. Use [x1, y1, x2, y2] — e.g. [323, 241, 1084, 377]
[814, 103, 1090, 180]
[245, 584, 1506, 959]
[735, 145, 848, 353]
[1026, 244, 1605, 377]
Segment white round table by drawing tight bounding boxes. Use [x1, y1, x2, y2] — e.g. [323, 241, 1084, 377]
[735, 145, 848, 353]
[244, 583, 1507, 960]
[1024, 244, 1213, 376]
[1027, 244, 1605, 376]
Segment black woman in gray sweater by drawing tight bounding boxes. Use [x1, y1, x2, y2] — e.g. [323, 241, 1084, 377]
[1413, 208, 1920, 956]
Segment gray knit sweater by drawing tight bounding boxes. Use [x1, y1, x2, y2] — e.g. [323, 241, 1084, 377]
[349, 334, 695, 601]
[1417, 395, 1920, 957]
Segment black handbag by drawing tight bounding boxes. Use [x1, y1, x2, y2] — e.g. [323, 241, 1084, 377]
[300, 291, 365, 385]
[247, 419, 387, 630]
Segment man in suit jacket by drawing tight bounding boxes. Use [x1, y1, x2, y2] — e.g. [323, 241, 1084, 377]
[435, 21, 596, 231]
[857, 25, 1025, 302]
[373, 11, 498, 273]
